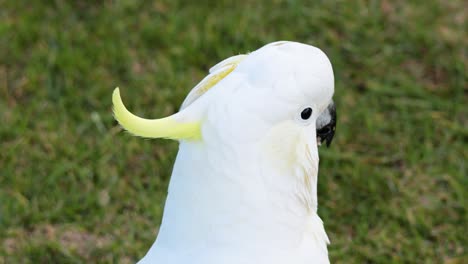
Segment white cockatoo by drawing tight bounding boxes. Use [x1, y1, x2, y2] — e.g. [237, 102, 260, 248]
[113, 41, 336, 264]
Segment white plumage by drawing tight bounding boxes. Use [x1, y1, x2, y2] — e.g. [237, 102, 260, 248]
[113, 41, 336, 264]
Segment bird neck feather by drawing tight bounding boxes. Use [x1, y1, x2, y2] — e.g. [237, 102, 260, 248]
[154, 140, 329, 254]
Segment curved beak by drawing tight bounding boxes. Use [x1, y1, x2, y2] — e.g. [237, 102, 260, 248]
[316, 101, 336, 148]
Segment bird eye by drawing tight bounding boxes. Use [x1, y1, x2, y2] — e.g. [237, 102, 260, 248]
[301, 107, 312, 120]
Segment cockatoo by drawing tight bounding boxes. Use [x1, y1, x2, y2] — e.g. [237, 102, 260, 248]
[113, 41, 336, 264]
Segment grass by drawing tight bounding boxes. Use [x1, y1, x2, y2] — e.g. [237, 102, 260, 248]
[0, 0, 466, 263]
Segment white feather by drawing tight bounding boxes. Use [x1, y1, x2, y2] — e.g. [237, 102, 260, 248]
[137, 41, 334, 264]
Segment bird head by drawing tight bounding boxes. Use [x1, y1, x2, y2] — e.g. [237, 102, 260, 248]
[113, 42, 336, 257]
[112, 41, 335, 153]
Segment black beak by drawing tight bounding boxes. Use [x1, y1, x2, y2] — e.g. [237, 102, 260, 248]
[316, 101, 336, 148]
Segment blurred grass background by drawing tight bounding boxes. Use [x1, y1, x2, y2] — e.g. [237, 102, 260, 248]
[0, 0, 466, 263]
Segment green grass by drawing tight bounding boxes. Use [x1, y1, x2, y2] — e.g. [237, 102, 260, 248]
[0, 0, 466, 263]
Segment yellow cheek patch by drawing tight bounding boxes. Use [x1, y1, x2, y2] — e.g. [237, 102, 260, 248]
[261, 122, 318, 211]
[262, 122, 303, 170]
[112, 88, 201, 140]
